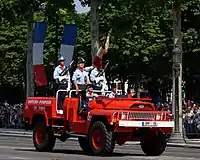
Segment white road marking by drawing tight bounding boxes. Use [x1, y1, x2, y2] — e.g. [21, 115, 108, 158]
[0, 145, 33, 150]
[126, 156, 198, 160]
[0, 154, 33, 160]
[8, 156, 33, 160]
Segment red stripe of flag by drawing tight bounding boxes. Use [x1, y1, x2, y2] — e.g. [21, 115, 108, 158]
[34, 64, 47, 86]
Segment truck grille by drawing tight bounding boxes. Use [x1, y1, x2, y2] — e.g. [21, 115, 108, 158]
[115, 111, 169, 121]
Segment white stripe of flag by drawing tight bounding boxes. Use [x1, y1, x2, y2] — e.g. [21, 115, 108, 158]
[60, 24, 78, 66]
[32, 22, 48, 86]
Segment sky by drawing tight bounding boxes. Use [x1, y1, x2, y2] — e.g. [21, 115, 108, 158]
[74, 0, 90, 13]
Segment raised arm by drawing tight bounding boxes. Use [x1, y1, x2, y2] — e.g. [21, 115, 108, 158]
[85, 66, 94, 72]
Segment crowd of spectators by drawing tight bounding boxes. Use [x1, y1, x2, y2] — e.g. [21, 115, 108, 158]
[0, 101, 23, 128]
[154, 99, 200, 139]
[183, 100, 200, 138]
[156, 102, 172, 112]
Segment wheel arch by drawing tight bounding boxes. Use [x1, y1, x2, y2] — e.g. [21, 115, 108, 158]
[90, 115, 114, 131]
[31, 113, 49, 129]
[91, 115, 108, 125]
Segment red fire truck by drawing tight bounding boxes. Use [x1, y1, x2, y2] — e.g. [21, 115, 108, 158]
[23, 89, 174, 156]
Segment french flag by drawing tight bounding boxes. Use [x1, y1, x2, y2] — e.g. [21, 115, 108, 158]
[60, 24, 78, 66]
[93, 29, 111, 70]
[32, 22, 48, 86]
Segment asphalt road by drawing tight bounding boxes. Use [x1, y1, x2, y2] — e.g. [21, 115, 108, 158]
[0, 136, 199, 160]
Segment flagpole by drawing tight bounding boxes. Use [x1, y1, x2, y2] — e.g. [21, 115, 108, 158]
[55, 6, 59, 59]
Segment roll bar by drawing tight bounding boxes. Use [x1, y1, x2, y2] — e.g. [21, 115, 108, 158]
[68, 89, 122, 98]
[55, 89, 123, 111]
[55, 89, 68, 112]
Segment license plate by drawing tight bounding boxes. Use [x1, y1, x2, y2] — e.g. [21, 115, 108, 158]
[142, 121, 158, 126]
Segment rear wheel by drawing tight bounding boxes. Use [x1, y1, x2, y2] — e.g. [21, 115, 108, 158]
[141, 134, 167, 156]
[78, 137, 90, 153]
[88, 121, 115, 156]
[33, 122, 56, 152]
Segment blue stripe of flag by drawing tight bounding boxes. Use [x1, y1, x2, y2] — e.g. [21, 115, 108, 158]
[61, 24, 78, 45]
[33, 22, 48, 43]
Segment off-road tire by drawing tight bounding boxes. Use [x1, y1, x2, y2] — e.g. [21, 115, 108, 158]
[141, 134, 167, 156]
[78, 137, 90, 153]
[33, 122, 56, 152]
[88, 121, 115, 156]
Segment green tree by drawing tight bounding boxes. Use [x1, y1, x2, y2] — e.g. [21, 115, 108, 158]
[0, 0, 77, 101]
[0, 22, 27, 103]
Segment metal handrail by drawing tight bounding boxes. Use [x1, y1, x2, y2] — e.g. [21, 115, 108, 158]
[69, 89, 122, 98]
[55, 89, 69, 112]
[55, 89, 123, 113]
[69, 90, 113, 98]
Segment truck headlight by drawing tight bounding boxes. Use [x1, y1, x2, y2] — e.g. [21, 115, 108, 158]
[121, 113, 128, 120]
[156, 114, 161, 121]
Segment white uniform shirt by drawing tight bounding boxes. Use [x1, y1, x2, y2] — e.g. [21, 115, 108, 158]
[90, 68, 107, 87]
[53, 65, 71, 90]
[90, 68, 99, 82]
[53, 65, 65, 80]
[108, 91, 116, 98]
[72, 68, 89, 85]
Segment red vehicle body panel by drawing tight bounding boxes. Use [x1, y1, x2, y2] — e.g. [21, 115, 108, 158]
[89, 98, 155, 110]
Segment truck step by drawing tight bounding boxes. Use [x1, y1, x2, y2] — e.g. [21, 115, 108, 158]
[54, 132, 86, 138]
[52, 125, 64, 128]
[70, 133, 86, 137]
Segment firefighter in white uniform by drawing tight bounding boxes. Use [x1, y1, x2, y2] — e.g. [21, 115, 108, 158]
[89, 67, 108, 91]
[72, 58, 90, 93]
[53, 56, 70, 114]
[72, 58, 95, 113]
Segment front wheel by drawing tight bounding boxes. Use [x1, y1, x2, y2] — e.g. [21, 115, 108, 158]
[78, 137, 90, 153]
[33, 122, 56, 152]
[88, 121, 115, 156]
[141, 134, 167, 156]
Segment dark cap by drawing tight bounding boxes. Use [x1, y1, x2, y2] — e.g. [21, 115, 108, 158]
[78, 57, 85, 64]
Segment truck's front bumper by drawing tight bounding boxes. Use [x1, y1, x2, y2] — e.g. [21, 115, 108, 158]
[118, 120, 174, 128]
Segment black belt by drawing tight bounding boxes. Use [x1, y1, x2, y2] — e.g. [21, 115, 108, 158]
[77, 84, 86, 90]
